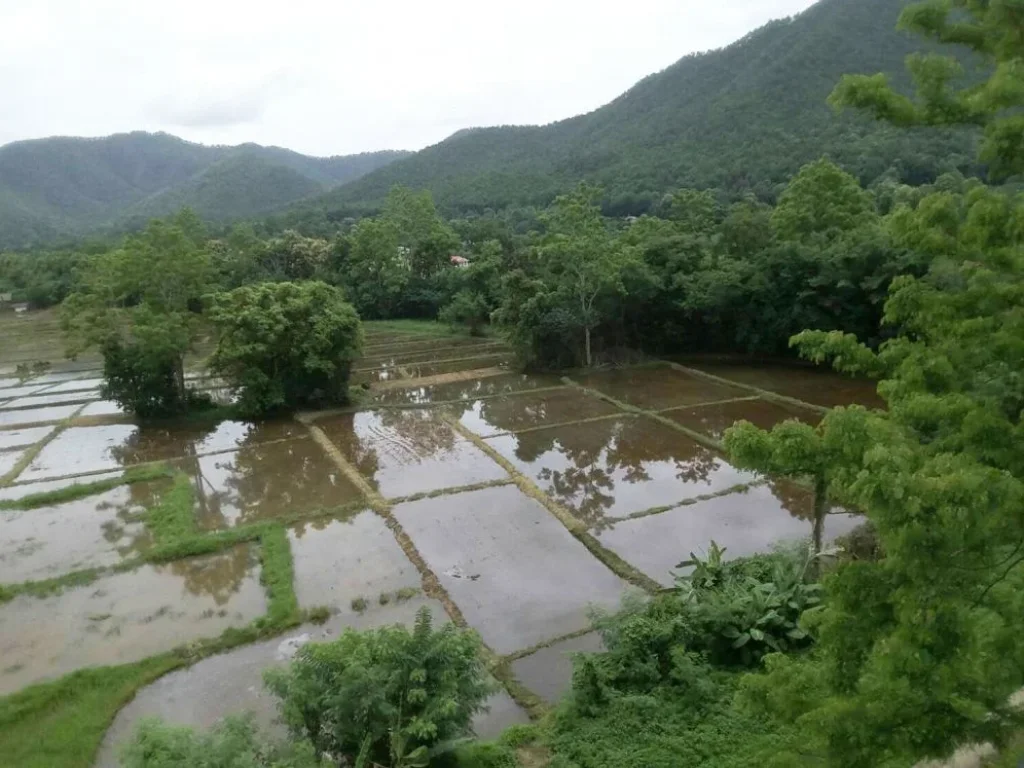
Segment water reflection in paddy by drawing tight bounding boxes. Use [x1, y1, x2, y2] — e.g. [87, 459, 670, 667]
[486, 416, 756, 527]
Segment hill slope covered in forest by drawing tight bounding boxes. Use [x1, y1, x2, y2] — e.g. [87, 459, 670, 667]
[0, 132, 409, 248]
[295, 0, 977, 221]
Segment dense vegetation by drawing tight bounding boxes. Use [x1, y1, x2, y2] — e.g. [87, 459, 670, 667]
[207, 281, 363, 417]
[0, 132, 409, 249]
[279, 0, 980, 231]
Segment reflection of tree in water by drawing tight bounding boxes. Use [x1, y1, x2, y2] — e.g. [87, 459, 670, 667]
[96, 479, 170, 558]
[766, 478, 813, 520]
[325, 409, 459, 490]
[109, 421, 223, 467]
[512, 417, 724, 528]
[194, 439, 347, 529]
[166, 545, 255, 606]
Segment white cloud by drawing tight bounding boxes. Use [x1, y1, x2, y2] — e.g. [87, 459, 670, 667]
[0, 0, 818, 155]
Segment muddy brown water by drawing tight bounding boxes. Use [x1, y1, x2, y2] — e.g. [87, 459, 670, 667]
[393, 485, 630, 654]
[663, 397, 821, 440]
[595, 484, 863, 587]
[576, 365, 748, 410]
[455, 387, 621, 437]
[486, 416, 757, 528]
[367, 371, 563, 406]
[317, 408, 508, 498]
[184, 440, 364, 530]
[0, 546, 266, 695]
[684, 361, 885, 409]
[0, 481, 166, 583]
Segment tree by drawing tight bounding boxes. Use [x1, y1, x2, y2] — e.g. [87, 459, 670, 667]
[61, 217, 211, 417]
[738, 5, 1024, 764]
[343, 217, 409, 319]
[495, 185, 643, 368]
[438, 240, 502, 335]
[724, 421, 838, 568]
[264, 608, 493, 767]
[207, 281, 362, 417]
[771, 158, 877, 242]
[257, 231, 332, 282]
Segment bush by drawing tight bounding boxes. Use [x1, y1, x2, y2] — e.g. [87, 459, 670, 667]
[207, 281, 363, 417]
[574, 544, 820, 708]
[121, 715, 327, 768]
[264, 607, 494, 766]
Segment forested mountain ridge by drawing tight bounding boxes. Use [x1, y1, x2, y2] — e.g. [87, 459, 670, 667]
[0, 132, 409, 249]
[295, 0, 979, 222]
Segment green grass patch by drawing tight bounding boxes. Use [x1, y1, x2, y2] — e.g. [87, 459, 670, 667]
[0, 463, 173, 511]
[145, 471, 197, 543]
[258, 525, 299, 628]
[0, 654, 182, 768]
[545, 671, 799, 768]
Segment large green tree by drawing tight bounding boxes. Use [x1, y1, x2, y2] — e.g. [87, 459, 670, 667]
[62, 216, 211, 417]
[207, 281, 362, 416]
[495, 185, 645, 368]
[740, 4, 1024, 765]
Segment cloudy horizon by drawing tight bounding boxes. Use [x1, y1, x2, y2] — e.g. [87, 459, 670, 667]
[1, 0, 818, 157]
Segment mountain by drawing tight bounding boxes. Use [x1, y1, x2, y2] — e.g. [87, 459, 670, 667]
[301, 0, 978, 220]
[0, 132, 409, 249]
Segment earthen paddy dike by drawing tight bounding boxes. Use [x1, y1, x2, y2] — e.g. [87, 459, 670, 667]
[0, 323, 880, 766]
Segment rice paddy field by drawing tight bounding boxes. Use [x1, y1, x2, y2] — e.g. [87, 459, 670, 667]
[0, 310, 881, 767]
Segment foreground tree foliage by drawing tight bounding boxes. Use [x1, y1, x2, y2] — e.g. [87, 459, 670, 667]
[734, 4, 1024, 765]
[122, 715, 328, 768]
[207, 281, 363, 417]
[61, 213, 212, 418]
[263, 608, 493, 767]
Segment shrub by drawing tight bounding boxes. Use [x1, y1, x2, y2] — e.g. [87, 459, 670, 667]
[264, 607, 494, 766]
[207, 281, 362, 417]
[121, 715, 327, 768]
[574, 544, 821, 707]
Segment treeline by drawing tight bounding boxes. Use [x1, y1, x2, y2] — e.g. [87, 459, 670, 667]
[2, 159, 1005, 373]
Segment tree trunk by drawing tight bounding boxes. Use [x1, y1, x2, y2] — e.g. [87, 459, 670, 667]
[174, 356, 187, 408]
[810, 474, 828, 579]
[584, 326, 593, 368]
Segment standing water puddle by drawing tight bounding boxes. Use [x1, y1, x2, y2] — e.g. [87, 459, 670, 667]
[317, 409, 508, 498]
[0, 481, 167, 583]
[486, 416, 755, 527]
[185, 438, 364, 529]
[0, 545, 266, 695]
[394, 485, 629, 654]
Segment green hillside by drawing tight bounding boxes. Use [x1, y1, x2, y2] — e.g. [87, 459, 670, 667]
[303, 0, 978, 219]
[0, 132, 409, 249]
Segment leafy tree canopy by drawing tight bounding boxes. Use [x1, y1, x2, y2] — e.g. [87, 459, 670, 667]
[207, 280, 363, 417]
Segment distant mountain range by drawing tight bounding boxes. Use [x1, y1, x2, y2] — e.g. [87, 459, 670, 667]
[300, 0, 977, 220]
[0, 0, 979, 250]
[0, 132, 409, 249]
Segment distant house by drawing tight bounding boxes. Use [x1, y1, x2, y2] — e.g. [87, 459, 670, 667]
[0, 292, 12, 308]
[450, 255, 470, 268]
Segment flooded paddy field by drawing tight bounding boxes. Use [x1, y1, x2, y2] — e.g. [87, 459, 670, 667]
[0, 315, 881, 765]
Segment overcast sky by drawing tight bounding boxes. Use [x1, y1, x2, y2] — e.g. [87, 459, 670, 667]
[1, 0, 818, 157]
